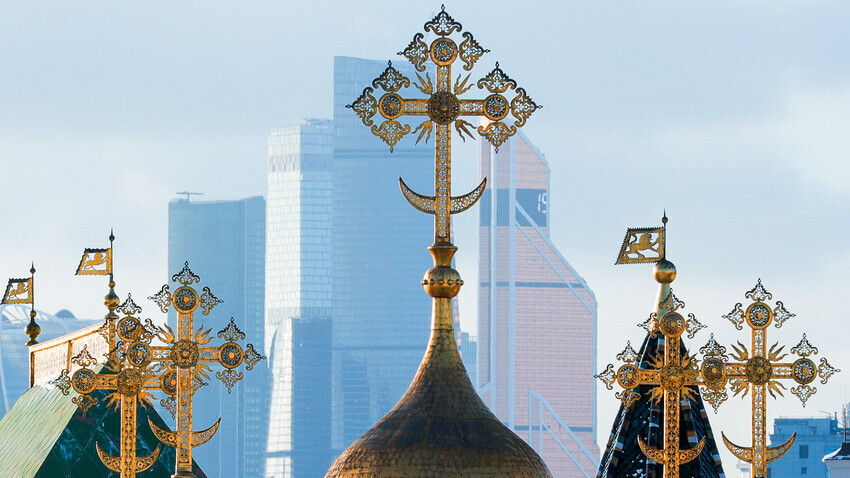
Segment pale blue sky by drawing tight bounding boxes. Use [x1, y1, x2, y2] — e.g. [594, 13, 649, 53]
[2, 1, 849, 470]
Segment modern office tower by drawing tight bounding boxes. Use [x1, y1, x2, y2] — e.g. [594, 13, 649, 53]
[167, 196, 267, 478]
[265, 119, 333, 477]
[331, 56, 433, 452]
[753, 416, 843, 478]
[477, 130, 599, 476]
[0, 306, 99, 415]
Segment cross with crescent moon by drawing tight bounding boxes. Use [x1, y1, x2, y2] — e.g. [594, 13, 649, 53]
[146, 262, 265, 478]
[51, 295, 166, 478]
[52, 263, 265, 478]
[347, 5, 540, 243]
[699, 280, 840, 478]
[596, 290, 708, 478]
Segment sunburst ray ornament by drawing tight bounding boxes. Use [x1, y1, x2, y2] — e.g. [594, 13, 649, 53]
[699, 279, 840, 478]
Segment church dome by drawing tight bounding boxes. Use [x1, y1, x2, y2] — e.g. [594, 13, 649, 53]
[325, 320, 551, 477]
[326, 248, 552, 477]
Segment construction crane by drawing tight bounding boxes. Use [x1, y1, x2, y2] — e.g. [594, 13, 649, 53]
[176, 191, 204, 201]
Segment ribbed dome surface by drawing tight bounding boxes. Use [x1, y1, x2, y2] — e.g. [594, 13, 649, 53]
[325, 319, 552, 477]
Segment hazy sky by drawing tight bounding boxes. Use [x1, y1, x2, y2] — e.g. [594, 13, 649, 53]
[2, 1, 849, 471]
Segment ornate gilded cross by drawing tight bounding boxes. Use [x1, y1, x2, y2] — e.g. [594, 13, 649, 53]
[147, 262, 265, 478]
[348, 5, 539, 243]
[699, 280, 840, 478]
[52, 263, 264, 478]
[52, 295, 165, 478]
[596, 290, 707, 478]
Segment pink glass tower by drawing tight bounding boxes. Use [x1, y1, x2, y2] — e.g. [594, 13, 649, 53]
[478, 129, 599, 477]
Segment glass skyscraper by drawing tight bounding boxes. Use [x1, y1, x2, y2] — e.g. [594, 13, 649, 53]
[478, 131, 600, 476]
[331, 56, 433, 452]
[167, 195, 267, 478]
[265, 119, 333, 478]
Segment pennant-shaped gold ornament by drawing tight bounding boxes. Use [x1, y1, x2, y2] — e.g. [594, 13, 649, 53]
[2, 278, 32, 304]
[76, 248, 112, 275]
[615, 227, 665, 264]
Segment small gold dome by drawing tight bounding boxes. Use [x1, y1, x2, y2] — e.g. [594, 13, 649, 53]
[654, 259, 677, 284]
[325, 304, 552, 477]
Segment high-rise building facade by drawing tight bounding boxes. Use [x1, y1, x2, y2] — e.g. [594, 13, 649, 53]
[736, 416, 844, 478]
[478, 131, 599, 476]
[265, 119, 334, 477]
[331, 56, 433, 452]
[167, 196, 267, 478]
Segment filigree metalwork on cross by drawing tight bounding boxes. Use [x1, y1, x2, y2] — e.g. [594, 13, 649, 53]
[596, 290, 707, 478]
[347, 5, 539, 242]
[51, 295, 164, 478]
[698, 279, 840, 478]
[146, 262, 265, 478]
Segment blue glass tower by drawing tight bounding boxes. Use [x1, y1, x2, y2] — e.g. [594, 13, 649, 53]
[265, 119, 333, 478]
[167, 195, 267, 478]
[331, 56, 433, 452]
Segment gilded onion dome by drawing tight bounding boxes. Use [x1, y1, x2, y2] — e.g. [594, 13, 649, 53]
[325, 245, 552, 477]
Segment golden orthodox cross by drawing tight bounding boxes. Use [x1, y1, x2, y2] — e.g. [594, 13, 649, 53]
[146, 262, 265, 478]
[596, 290, 708, 478]
[52, 263, 264, 478]
[348, 5, 539, 244]
[698, 280, 840, 478]
[52, 295, 165, 478]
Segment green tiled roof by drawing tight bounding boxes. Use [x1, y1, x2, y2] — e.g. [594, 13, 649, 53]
[0, 377, 206, 478]
[0, 385, 80, 477]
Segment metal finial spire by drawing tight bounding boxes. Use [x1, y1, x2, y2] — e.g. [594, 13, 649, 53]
[26, 264, 39, 345]
[2, 264, 40, 344]
[76, 231, 119, 347]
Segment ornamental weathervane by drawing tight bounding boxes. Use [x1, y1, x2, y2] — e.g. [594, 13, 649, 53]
[347, 4, 539, 243]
